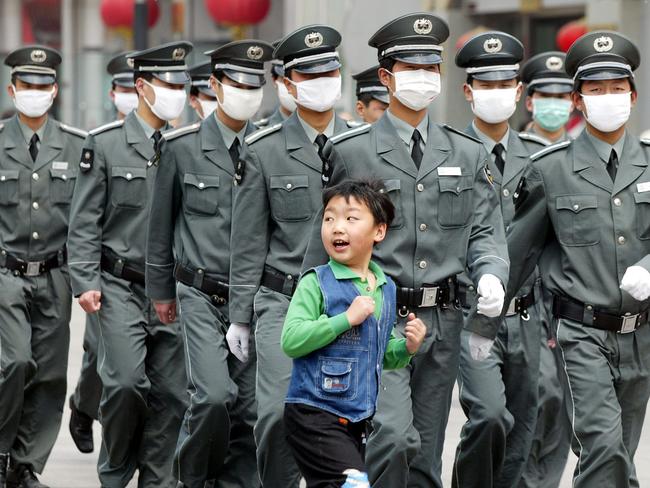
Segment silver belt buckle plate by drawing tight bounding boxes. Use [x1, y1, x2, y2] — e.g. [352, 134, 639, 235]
[25, 261, 42, 277]
[619, 313, 638, 334]
[420, 287, 439, 307]
[505, 297, 518, 316]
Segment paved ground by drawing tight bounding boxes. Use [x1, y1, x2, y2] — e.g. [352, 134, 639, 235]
[38, 303, 650, 487]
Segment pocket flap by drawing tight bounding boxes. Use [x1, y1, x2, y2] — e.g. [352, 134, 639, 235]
[381, 178, 401, 193]
[0, 170, 19, 182]
[50, 168, 77, 180]
[556, 195, 597, 213]
[321, 359, 353, 376]
[270, 174, 309, 192]
[112, 166, 146, 180]
[438, 175, 473, 195]
[184, 173, 220, 189]
[634, 192, 650, 204]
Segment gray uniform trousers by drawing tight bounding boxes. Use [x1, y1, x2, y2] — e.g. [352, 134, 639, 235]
[72, 313, 102, 419]
[0, 266, 71, 473]
[174, 283, 258, 488]
[556, 317, 650, 488]
[96, 271, 187, 488]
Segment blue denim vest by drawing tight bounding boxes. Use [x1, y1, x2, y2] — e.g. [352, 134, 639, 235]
[285, 264, 396, 422]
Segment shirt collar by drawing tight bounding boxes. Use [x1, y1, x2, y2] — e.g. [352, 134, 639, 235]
[385, 109, 428, 147]
[133, 110, 157, 140]
[472, 120, 510, 155]
[297, 111, 336, 143]
[214, 112, 248, 149]
[328, 259, 387, 287]
[18, 117, 47, 145]
[585, 128, 626, 164]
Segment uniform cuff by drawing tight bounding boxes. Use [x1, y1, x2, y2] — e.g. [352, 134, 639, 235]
[329, 312, 351, 335]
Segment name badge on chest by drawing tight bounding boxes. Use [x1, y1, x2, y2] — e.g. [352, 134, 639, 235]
[437, 166, 462, 176]
[637, 182, 650, 193]
[52, 161, 68, 170]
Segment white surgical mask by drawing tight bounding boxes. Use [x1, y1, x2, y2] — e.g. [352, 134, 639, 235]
[216, 81, 263, 121]
[198, 99, 218, 119]
[113, 91, 139, 116]
[288, 75, 341, 112]
[143, 80, 187, 121]
[12, 85, 55, 118]
[469, 85, 520, 124]
[581, 92, 631, 132]
[388, 69, 441, 111]
[276, 80, 297, 112]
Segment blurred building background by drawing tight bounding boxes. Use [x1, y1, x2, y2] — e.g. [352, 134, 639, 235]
[1, 0, 649, 133]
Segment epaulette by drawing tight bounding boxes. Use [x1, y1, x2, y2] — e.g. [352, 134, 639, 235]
[641, 138, 650, 146]
[89, 119, 124, 136]
[59, 122, 88, 138]
[245, 123, 282, 145]
[530, 140, 571, 161]
[162, 122, 201, 141]
[442, 124, 482, 144]
[346, 120, 364, 128]
[518, 132, 549, 146]
[330, 123, 371, 144]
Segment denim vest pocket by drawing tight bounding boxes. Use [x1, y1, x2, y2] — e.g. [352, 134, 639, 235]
[316, 357, 358, 401]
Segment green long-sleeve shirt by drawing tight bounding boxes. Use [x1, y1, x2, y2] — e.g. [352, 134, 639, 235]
[281, 259, 412, 370]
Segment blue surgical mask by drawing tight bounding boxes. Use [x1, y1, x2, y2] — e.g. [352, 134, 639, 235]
[532, 98, 572, 131]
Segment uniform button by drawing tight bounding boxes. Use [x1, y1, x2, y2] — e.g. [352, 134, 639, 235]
[197, 269, 204, 275]
[586, 305, 593, 311]
[419, 223, 427, 231]
[287, 274, 293, 281]
[469, 285, 475, 291]
[1, 250, 6, 256]
[198, 182, 205, 189]
[503, 189, 510, 197]
[417, 183, 424, 192]
[126, 173, 133, 180]
[62, 174, 67, 181]
[418, 260, 427, 269]
[618, 235, 626, 245]
[32, 232, 39, 240]
[0, 176, 5, 182]
[32, 173, 39, 181]
[286, 183, 292, 190]
[32, 202, 39, 210]
[613, 198, 622, 206]
[573, 204, 579, 211]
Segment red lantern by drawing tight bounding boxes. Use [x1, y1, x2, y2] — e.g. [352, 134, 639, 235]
[100, 0, 160, 29]
[556, 20, 588, 53]
[204, 0, 271, 25]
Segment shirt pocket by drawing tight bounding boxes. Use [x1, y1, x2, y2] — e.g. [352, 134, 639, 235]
[269, 174, 313, 222]
[437, 174, 474, 228]
[111, 166, 147, 209]
[183, 173, 220, 216]
[555, 195, 600, 246]
[316, 357, 358, 401]
[634, 192, 650, 240]
[380, 178, 404, 229]
[0, 170, 19, 206]
[50, 168, 77, 205]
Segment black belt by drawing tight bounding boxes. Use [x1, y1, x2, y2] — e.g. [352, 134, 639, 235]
[261, 265, 298, 297]
[553, 295, 649, 334]
[101, 248, 145, 286]
[0, 247, 66, 277]
[396, 276, 457, 312]
[504, 289, 536, 318]
[174, 263, 229, 306]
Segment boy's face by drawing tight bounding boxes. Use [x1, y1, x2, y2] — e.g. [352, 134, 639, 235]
[322, 195, 387, 269]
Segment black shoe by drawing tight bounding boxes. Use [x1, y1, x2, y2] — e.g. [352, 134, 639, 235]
[0, 453, 9, 488]
[9, 465, 48, 488]
[68, 396, 94, 453]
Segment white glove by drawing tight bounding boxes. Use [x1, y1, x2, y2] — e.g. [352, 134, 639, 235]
[620, 266, 650, 301]
[226, 323, 250, 362]
[469, 333, 494, 361]
[476, 274, 505, 317]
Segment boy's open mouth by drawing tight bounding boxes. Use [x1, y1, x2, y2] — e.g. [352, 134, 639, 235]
[332, 239, 349, 251]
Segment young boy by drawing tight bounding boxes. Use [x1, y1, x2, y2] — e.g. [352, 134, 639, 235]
[281, 180, 426, 488]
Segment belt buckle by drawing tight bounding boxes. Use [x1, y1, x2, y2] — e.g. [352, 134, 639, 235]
[620, 313, 638, 334]
[25, 261, 42, 277]
[505, 297, 518, 316]
[420, 287, 439, 307]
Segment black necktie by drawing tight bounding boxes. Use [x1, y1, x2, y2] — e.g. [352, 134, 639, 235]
[315, 134, 331, 187]
[29, 133, 39, 162]
[411, 129, 423, 169]
[150, 130, 163, 166]
[492, 143, 506, 176]
[608, 148, 618, 182]
[229, 138, 241, 167]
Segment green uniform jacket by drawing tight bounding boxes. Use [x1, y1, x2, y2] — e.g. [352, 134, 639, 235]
[68, 112, 160, 296]
[228, 111, 350, 325]
[0, 115, 86, 259]
[302, 113, 510, 296]
[145, 115, 256, 301]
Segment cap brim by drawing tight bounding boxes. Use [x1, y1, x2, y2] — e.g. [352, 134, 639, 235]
[113, 79, 135, 88]
[371, 93, 390, 104]
[471, 70, 518, 81]
[152, 71, 191, 85]
[530, 83, 573, 94]
[292, 59, 341, 74]
[391, 52, 442, 65]
[15, 73, 55, 85]
[271, 65, 285, 77]
[223, 69, 266, 88]
[577, 68, 632, 81]
[198, 86, 216, 97]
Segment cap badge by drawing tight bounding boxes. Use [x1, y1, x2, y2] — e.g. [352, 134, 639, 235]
[30, 49, 47, 63]
[593, 36, 614, 53]
[545, 56, 563, 70]
[304, 32, 324, 48]
[413, 18, 433, 35]
[172, 48, 186, 61]
[247, 45, 264, 60]
[483, 38, 503, 54]
[126, 58, 135, 69]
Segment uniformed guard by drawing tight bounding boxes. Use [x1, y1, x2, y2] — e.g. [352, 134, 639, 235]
[67, 41, 192, 488]
[301, 14, 509, 488]
[256, 40, 296, 128]
[146, 39, 273, 488]
[188, 61, 218, 121]
[521, 51, 574, 145]
[500, 31, 650, 488]
[107, 51, 138, 120]
[352, 65, 389, 123]
[452, 31, 548, 488]
[228, 24, 356, 487]
[0, 45, 86, 488]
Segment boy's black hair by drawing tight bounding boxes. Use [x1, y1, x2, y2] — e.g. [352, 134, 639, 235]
[323, 179, 395, 227]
